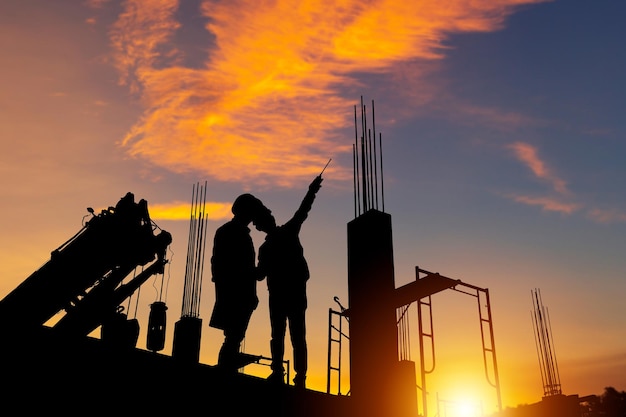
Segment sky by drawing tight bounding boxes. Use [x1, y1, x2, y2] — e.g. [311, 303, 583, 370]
[1, 0, 625, 415]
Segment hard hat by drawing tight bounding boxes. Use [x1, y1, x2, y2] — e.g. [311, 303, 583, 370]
[232, 193, 264, 218]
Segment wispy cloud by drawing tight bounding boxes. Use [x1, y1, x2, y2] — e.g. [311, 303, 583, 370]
[505, 194, 580, 214]
[503, 141, 580, 215]
[504, 142, 626, 223]
[587, 208, 626, 224]
[507, 142, 569, 194]
[109, 0, 181, 93]
[107, 0, 547, 187]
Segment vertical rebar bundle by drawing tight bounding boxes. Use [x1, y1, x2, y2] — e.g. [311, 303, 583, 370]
[181, 181, 208, 318]
[353, 96, 385, 218]
[531, 288, 562, 397]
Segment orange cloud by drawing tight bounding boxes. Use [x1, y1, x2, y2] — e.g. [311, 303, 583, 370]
[109, 0, 181, 93]
[506, 194, 580, 215]
[110, 0, 548, 188]
[507, 142, 568, 194]
[149, 201, 233, 221]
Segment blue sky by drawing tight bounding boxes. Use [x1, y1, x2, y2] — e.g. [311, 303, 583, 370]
[1, 0, 625, 414]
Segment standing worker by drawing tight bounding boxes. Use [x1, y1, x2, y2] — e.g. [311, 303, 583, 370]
[209, 193, 266, 375]
[255, 173, 324, 388]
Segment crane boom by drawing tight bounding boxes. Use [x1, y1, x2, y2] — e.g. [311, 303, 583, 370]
[0, 192, 172, 339]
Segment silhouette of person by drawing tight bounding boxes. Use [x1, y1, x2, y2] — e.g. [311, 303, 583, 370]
[209, 193, 266, 374]
[255, 175, 323, 388]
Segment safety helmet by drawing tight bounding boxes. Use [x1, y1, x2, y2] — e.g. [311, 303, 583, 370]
[232, 193, 264, 218]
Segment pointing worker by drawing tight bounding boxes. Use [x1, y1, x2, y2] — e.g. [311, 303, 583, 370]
[255, 174, 324, 388]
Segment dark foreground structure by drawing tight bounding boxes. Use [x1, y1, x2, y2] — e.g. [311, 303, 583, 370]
[494, 394, 582, 417]
[1, 326, 351, 415]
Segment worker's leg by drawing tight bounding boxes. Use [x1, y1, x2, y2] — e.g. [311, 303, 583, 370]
[268, 297, 287, 382]
[289, 306, 307, 388]
[218, 308, 253, 373]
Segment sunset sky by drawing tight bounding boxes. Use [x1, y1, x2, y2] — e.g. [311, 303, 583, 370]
[1, 0, 625, 415]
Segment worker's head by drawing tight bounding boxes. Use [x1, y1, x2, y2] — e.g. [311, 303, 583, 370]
[253, 205, 276, 233]
[232, 193, 265, 223]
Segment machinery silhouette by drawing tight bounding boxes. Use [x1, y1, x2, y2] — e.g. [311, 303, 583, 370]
[0, 191, 172, 345]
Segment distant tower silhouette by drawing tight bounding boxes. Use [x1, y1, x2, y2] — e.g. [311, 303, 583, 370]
[347, 97, 417, 417]
[531, 288, 562, 397]
[172, 182, 209, 363]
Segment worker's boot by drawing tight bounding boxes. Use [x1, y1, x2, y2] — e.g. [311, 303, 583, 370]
[267, 370, 285, 385]
[293, 374, 306, 389]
